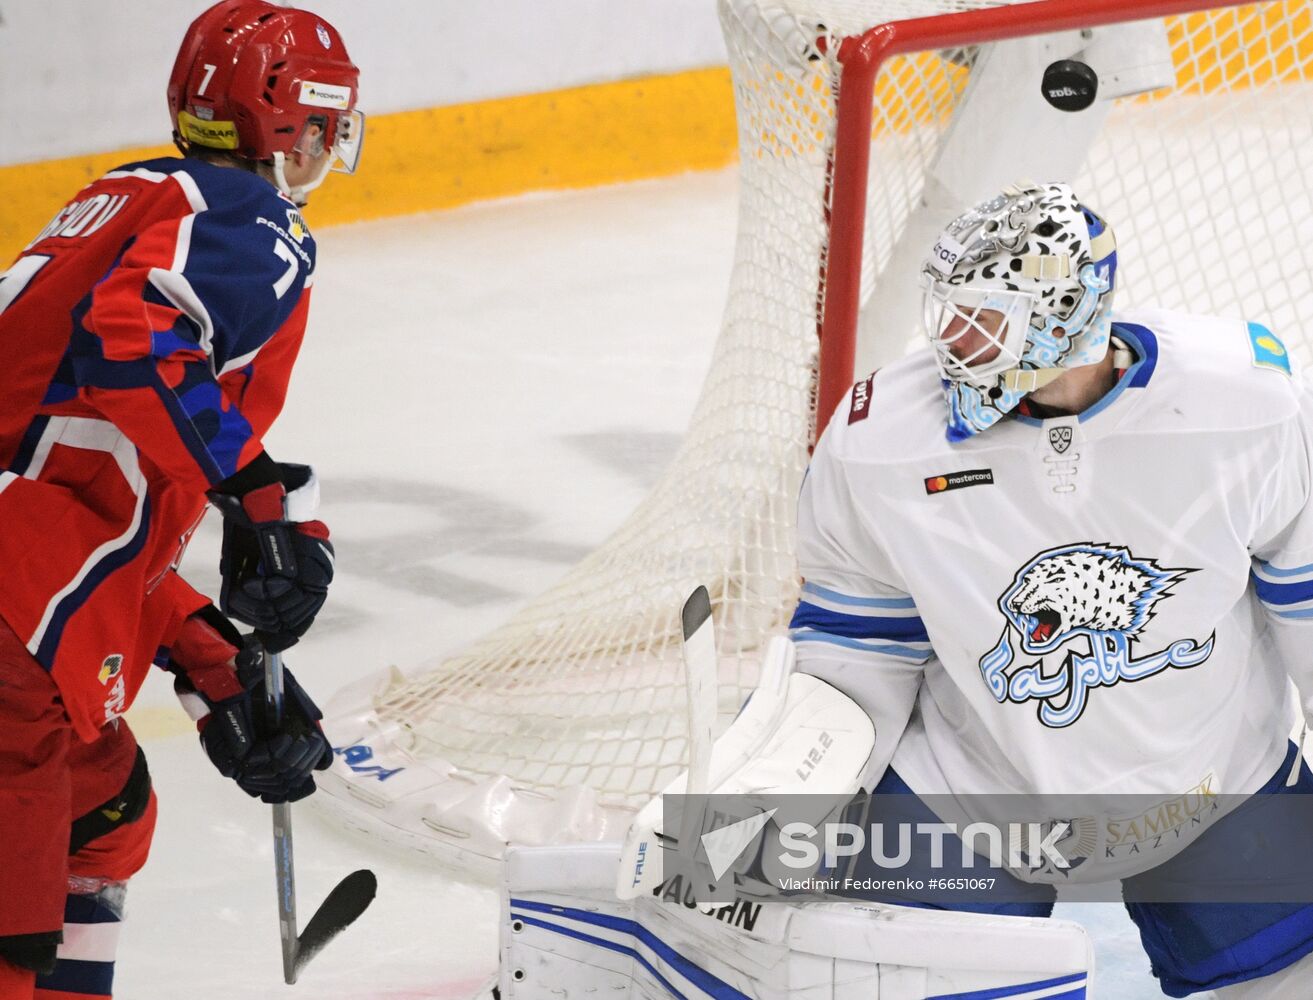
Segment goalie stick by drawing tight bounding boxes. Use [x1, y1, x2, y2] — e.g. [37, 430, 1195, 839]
[680, 585, 717, 798]
[679, 586, 727, 906]
[615, 587, 720, 898]
[263, 645, 378, 984]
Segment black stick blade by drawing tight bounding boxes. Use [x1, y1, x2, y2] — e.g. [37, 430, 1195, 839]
[682, 586, 712, 642]
[293, 869, 378, 976]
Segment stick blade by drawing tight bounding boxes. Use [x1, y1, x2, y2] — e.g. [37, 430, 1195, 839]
[293, 869, 378, 977]
[682, 585, 712, 642]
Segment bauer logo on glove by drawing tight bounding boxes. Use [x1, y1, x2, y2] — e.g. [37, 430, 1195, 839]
[207, 455, 335, 653]
[168, 607, 333, 804]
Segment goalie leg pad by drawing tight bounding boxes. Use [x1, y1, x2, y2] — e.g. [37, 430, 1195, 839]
[507, 843, 1093, 1000]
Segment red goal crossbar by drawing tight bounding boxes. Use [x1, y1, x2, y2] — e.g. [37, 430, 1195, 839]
[816, 0, 1260, 437]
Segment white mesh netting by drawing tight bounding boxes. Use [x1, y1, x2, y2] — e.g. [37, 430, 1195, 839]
[1075, 7, 1313, 348]
[320, 0, 1313, 862]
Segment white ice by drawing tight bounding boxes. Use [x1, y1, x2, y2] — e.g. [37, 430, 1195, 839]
[117, 169, 1166, 997]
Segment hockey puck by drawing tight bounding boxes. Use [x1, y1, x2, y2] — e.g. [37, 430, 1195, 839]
[1042, 60, 1098, 112]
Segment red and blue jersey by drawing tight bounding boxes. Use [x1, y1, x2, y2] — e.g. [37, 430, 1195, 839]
[0, 157, 316, 740]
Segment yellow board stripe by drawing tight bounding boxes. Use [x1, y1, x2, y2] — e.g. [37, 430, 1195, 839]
[3, 4, 1309, 263]
[1, 67, 737, 264]
[313, 65, 737, 230]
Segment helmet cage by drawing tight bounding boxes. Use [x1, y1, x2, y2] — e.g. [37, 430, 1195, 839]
[923, 279, 1038, 384]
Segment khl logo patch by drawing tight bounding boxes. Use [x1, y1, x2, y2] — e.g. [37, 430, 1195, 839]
[978, 543, 1214, 727]
[1048, 426, 1073, 454]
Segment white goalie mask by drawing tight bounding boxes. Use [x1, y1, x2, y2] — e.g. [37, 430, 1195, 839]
[921, 182, 1118, 441]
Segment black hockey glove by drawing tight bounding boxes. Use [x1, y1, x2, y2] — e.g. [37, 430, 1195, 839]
[208, 455, 334, 653]
[169, 608, 332, 804]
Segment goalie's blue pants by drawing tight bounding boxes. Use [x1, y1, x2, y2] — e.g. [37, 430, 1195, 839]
[845, 742, 1313, 997]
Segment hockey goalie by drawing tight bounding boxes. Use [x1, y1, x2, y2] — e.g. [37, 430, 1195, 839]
[497, 181, 1313, 1000]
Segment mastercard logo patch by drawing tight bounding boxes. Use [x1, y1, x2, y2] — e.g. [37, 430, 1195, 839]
[924, 469, 994, 494]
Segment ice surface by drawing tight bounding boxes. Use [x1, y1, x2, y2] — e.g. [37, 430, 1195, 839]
[117, 169, 1170, 997]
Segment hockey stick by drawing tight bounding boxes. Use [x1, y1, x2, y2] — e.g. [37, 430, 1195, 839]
[614, 588, 731, 899]
[263, 645, 378, 984]
[679, 587, 724, 906]
[680, 586, 717, 798]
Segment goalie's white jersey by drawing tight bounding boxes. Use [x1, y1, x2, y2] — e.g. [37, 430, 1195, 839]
[793, 307, 1313, 805]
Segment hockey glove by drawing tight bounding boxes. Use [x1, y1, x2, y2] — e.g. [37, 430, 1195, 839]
[208, 455, 334, 653]
[169, 607, 332, 804]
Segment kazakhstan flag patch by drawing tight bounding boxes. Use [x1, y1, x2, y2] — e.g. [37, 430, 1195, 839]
[1248, 322, 1292, 376]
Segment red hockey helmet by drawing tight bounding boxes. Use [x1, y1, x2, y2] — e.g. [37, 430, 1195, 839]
[167, 0, 363, 197]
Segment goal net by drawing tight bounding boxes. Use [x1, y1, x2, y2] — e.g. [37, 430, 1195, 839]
[319, 0, 1313, 866]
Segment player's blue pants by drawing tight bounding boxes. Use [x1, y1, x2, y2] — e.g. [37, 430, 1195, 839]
[849, 744, 1313, 997]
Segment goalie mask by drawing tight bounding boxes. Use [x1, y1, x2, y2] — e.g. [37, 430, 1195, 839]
[921, 182, 1118, 441]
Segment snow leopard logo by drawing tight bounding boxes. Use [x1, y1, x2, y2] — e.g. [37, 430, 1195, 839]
[979, 544, 1214, 728]
[1003, 545, 1184, 655]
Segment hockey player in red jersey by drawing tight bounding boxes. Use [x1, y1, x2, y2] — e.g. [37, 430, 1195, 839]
[0, 2, 364, 996]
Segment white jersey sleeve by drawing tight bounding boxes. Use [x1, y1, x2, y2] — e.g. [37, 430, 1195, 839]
[789, 390, 929, 789]
[1249, 378, 1313, 728]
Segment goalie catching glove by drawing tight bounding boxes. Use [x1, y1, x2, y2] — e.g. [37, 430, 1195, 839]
[168, 606, 332, 803]
[208, 454, 334, 653]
